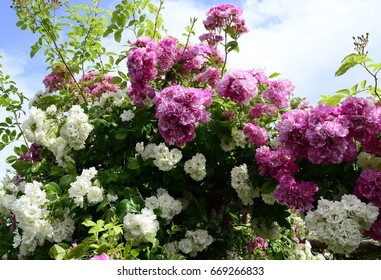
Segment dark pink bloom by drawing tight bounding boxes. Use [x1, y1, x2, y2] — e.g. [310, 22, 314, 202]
[247, 236, 268, 254]
[255, 146, 299, 181]
[217, 69, 258, 105]
[275, 175, 318, 212]
[43, 66, 74, 92]
[262, 79, 294, 108]
[243, 122, 268, 146]
[354, 169, 381, 208]
[155, 85, 213, 146]
[364, 217, 381, 240]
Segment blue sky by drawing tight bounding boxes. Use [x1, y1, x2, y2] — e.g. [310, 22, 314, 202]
[1, 0, 381, 177]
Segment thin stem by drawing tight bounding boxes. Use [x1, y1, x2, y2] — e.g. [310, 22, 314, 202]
[152, 0, 164, 39]
[361, 63, 381, 101]
[12, 110, 28, 146]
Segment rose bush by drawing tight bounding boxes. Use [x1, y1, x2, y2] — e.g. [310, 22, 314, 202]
[1, 1, 381, 260]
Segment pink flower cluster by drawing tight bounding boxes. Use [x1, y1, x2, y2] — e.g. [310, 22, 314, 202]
[79, 71, 119, 97]
[89, 252, 112, 260]
[262, 79, 294, 108]
[155, 85, 213, 147]
[243, 122, 268, 146]
[43, 66, 73, 92]
[341, 96, 381, 155]
[127, 36, 222, 104]
[255, 146, 319, 211]
[202, 4, 249, 39]
[248, 103, 277, 118]
[217, 69, 259, 105]
[275, 175, 319, 212]
[255, 146, 299, 181]
[354, 169, 381, 240]
[127, 37, 158, 104]
[276, 103, 357, 164]
[247, 236, 268, 254]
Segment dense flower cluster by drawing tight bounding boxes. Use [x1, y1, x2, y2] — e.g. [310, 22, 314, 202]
[255, 146, 299, 181]
[184, 153, 207, 181]
[202, 3, 248, 39]
[43, 66, 73, 92]
[243, 121, 268, 146]
[217, 69, 258, 105]
[79, 71, 119, 97]
[154, 85, 213, 146]
[68, 167, 103, 208]
[145, 188, 182, 222]
[123, 208, 159, 246]
[353, 169, 381, 239]
[305, 195, 379, 253]
[178, 229, 214, 257]
[247, 236, 268, 254]
[22, 104, 93, 167]
[136, 142, 182, 171]
[9, 181, 75, 257]
[231, 164, 259, 206]
[275, 175, 319, 212]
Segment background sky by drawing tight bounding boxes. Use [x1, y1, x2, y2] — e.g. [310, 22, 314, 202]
[1, 0, 381, 178]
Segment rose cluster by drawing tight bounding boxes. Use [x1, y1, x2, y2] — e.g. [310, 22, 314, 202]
[154, 85, 213, 147]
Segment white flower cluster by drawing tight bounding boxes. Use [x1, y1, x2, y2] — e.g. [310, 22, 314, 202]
[178, 230, 214, 257]
[0, 175, 17, 215]
[305, 194, 379, 254]
[135, 142, 182, 171]
[22, 104, 93, 167]
[184, 153, 207, 181]
[68, 167, 103, 208]
[164, 229, 214, 257]
[123, 208, 159, 245]
[145, 188, 182, 222]
[357, 151, 381, 171]
[231, 164, 260, 206]
[10, 181, 74, 256]
[93, 89, 127, 114]
[120, 109, 135, 122]
[292, 241, 325, 260]
[60, 105, 93, 151]
[220, 129, 247, 152]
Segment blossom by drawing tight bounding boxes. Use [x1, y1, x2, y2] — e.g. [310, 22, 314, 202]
[156, 37, 178, 71]
[243, 122, 268, 146]
[145, 188, 182, 222]
[247, 236, 268, 254]
[184, 153, 207, 181]
[155, 85, 213, 147]
[231, 164, 259, 206]
[123, 208, 159, 245]
[255, 146, 299, 181]
[353, 169, 381, 208]
[43, 66, 73, 92]
[60, 105, 93, 151]
[120, 109, 135, 122]
[217, 69, 258, 105]
[79, 71, 119, 97]
[178, 229, 214, 257]
[203, 4, 248, 37]
[305, 195, 379, 253]
[274, 175, 318, 212]
[262, 79, 294, 108]
[90, 252, 112, 260]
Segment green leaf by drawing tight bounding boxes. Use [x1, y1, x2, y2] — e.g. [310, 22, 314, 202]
[127, 157, 140, 170]
[11, 161, 32, 171]
[82, 220, 97, 227]
[360, 80, 367, 89]
[110, 76, 122, 84]
[269, 72, 281, 79]
[5, 155, 18, 164]
[114, 29, 122, 43]
[335, 53, 372, 77]
[261, 180, 277, 194]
